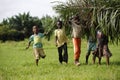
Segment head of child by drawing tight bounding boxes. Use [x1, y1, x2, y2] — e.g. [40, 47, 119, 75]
[97, 30, 103, 38]
[72, 14, 80, 25]
[32, 26, 39, 34]
[57, 20, 63, 29]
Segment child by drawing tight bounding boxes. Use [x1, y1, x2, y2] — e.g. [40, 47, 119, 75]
[93, 31, 112, 65]
[26, 25, 46, 66]
[54, 20, 68, 64]
[86, 35, 97, 64]
[69, 15, 82, 66]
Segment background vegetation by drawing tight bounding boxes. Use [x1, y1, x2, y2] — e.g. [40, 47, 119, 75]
[0, 0, 119, 44]
[53, 0, 120, 44]
[0, 12, 44, 42]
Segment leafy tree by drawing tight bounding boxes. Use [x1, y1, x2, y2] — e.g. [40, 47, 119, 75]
[1, 12, 44, 37]
[41, 15, 58, 41]
[53, 0, 120, 44]
[0, 25, 24, 42]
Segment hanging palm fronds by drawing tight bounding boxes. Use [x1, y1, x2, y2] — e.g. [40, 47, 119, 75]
[52, 0, 120, 44]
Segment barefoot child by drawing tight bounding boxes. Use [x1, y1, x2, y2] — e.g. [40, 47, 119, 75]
[26, 25, 46, 66]
[86, 35, 97, 64]
[93, 31, 112, 65]
[69, 15, 82, 66]
[54, 20, 68, 64]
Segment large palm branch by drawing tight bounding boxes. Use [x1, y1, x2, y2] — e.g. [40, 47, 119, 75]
[53, 0, 120, 44]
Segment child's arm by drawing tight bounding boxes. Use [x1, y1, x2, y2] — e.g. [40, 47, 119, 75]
[55, 36, 58, 47]
[26, 41, 31, 49]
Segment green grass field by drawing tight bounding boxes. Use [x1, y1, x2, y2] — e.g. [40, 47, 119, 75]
[0, 39, 120, 80]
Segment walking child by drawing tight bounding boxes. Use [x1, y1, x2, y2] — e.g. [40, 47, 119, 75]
[93, 31, 112, 65]
[54, 20, 68, 64]
[69, 14, 82, 66]
[86, 35, 97, 64]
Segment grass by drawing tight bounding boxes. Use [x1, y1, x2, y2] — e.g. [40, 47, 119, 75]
[0, 39, 120, 80]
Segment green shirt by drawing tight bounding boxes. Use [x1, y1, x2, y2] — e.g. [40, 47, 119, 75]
[29, 33, 44, 48]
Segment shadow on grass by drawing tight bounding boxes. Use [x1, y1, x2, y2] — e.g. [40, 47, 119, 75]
[22, 62, 35, 67]
[80, 61, 120, 66]
[99, 61, 120, 66]
[110, 61, 120, 66]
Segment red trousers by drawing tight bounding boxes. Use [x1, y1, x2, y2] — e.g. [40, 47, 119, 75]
[72, 38, 81, 60]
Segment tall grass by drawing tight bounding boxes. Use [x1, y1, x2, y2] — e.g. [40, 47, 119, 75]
[0, 39, 120, 80]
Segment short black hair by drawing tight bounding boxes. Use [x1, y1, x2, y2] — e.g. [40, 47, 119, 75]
[73, 14, 80, 21]
[57, 20, 62, 25]
[57, 20, 63, 28]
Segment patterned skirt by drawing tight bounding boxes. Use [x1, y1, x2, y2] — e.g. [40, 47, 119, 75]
[93, 45, 112, 58]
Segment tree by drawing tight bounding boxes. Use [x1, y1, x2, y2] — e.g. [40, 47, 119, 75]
[1, 12, 44, 37]
[53, 0, 120, 44]
[41, 15, 57, 41]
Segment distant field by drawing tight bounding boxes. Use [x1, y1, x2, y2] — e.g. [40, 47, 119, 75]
[0, 39, 120, 80]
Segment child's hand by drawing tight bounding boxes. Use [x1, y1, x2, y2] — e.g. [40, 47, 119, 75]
[44, 31, 49, 35]
[55, 43, 58, 47]
[26, 42, 31, 50]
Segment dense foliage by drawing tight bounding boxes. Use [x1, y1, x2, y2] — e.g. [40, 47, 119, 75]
[41, 15, 57, 41]
[0, 12, 44, 41]
[53, 0, 120, 44]
[0, 25, 24, 42]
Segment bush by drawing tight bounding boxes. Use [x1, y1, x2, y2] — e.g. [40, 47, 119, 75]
[0, 26, 24, 42]
[7, 29, 25, 41]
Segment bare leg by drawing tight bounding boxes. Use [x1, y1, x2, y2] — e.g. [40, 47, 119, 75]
[86, 52, 90, 64]
[106, 56, 109, 65]
[92, 55, 96, 64]
[36, 59, 39, 66]
[98, 57, 101, 65]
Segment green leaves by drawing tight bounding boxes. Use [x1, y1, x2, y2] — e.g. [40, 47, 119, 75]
[41, 16, 57, 41]
[96, 8, 120, 44]
[1, 12, 44, 37]
[53, 0, 120, 44]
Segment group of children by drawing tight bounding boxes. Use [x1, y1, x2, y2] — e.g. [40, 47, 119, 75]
[86, 31, 112, 65]
[26, 17, 112, 66]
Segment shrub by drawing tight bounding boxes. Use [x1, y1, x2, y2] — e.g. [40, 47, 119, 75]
[7, 29, 25, 41]
[0, 26, 24, 42]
